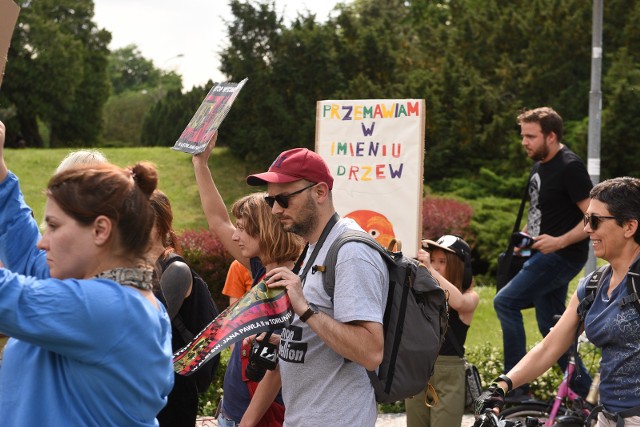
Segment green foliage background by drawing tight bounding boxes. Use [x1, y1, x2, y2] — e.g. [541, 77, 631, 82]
[2, 0, 639, 182]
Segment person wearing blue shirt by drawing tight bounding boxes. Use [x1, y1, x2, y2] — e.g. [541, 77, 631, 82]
[0, 121, 173, 426]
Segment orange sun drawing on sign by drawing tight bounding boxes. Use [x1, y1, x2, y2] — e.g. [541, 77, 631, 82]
[344, 210, 396, 249]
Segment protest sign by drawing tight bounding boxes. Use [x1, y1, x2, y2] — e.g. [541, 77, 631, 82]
[316, 99, 426, 258]
[173, 278, 292, 376]
[0, 0, 20, 89]
[172, 77, 248, 154]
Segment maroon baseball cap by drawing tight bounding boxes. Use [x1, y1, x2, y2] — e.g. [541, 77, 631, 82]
[246, 148, 334, 190]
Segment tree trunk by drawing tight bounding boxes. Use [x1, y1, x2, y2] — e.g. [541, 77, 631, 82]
[17, 114, 43, 148]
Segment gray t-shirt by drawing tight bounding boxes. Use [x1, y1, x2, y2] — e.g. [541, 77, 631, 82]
[278, 218, 389, 426]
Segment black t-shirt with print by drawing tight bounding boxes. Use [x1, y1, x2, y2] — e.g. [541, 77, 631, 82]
[527, 146, 592, 263]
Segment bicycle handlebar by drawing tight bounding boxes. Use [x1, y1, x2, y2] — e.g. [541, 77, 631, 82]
[473, 409, 544, 427]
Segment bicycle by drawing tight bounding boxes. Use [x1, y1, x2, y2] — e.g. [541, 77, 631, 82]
[474, 409, 543, 427]
[500, 333, 597, 427]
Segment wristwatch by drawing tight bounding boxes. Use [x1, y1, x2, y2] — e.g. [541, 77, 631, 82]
[493, 374, 513, 393]
[300, 302, 319, 322]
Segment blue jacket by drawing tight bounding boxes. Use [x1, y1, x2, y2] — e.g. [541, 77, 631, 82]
[0, 171, 174, 426]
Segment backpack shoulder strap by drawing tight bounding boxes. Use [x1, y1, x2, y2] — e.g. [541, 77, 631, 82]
[321, 230, 392, 301]
[577, 264, 610, 321]
[158, 253, 196, 341]
[620, 257, 640, 315]
[159, 252, 187, 271]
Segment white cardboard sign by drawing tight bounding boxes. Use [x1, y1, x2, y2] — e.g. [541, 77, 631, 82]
[316, 99, 426, 257]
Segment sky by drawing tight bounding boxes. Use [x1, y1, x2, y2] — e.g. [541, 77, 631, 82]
[93, 0, 343, 91]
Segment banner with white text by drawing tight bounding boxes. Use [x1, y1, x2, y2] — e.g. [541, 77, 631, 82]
[173, 279, 292, 376]
[316, 99, 425, 258]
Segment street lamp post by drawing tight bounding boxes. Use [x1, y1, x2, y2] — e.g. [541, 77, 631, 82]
[585, 0, 603, 275]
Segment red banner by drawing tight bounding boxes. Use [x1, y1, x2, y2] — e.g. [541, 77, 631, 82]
[173, 279, 292, 376]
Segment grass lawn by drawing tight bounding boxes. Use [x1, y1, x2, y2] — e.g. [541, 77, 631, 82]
[467, 286, 540, 349]
[466, 273, 586, 351]
[4, 146, 253, 232]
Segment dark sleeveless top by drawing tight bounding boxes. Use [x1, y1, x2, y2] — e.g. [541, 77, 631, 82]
[439, 309, 470, 356]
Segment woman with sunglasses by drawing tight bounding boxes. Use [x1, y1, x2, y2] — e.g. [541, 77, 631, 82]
[192, 131, 303, 427]
[477, 177, 640, 427]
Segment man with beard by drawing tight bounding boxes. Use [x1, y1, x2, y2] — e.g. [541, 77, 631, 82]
[493, 107, 593, 401]
[239, 148, 389, 427]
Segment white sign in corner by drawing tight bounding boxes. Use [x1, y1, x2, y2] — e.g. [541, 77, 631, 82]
[315, 99, 426, 258]
[0, 0, 20, 89]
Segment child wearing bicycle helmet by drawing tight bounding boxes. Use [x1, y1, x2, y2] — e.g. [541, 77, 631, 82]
[405, 234, 480, 427]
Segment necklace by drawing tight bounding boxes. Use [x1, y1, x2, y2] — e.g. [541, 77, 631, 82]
[96, 267, 154, 291]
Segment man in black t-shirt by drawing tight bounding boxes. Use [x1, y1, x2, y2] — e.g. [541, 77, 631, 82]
[494, 107, 593, 401]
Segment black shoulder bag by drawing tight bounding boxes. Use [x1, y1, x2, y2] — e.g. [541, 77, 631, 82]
[496, 177, 531, 292]
[447, 330, 482, 409]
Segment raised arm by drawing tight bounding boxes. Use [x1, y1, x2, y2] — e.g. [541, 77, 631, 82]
[0, 121, 49, 278]
[500, 291, 580, 390]
[191, 132, 249, 268]
[417, 249, 479, 315]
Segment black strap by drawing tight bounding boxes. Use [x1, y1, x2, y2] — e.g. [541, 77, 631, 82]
[577, 265, 610, 321]
[173, 315, 194, 343]
[586, 404, 640, 427]
[292, 245, 307, 275]
[500, 175, 531, 278]
[298, 212, 340, 283]
[621, 257, 640, 314]
[158, 253, 196, 343]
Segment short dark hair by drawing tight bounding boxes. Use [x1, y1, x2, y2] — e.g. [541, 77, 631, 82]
[590, 177, 640, 244]
[517, 107, 563, 142]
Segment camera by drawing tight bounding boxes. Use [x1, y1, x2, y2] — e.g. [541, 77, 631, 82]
[512, 232, 533, 257]
[245, 332, 279, 382]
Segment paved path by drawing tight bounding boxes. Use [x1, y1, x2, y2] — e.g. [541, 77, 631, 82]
[375, 412, 476, 426]
[197, 412, 477, 426]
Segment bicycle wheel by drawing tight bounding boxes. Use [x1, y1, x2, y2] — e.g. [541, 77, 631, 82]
[501, 403, 553, 424]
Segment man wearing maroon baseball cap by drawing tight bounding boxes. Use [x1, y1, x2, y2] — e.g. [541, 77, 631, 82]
[242, 148, 389, 426]
[246, 147, 334, 189]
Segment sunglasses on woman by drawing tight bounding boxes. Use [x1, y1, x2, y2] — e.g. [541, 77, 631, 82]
[264, 183, 316, 208]
[583, 213, 617, 230]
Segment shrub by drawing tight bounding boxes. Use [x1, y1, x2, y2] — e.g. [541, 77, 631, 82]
[467, 342, 564, 402]
[467, 196, 523, 285]
[198, 348, 230, 415]
[102, 89, 164, 146]
[422, 196, 474, 241]
[178, 229, 235, 310]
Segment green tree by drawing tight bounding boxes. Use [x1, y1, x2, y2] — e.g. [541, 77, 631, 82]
[1, 0, 111, 147]
[216, 0, 638, 180]
[105, 45, 183, 146]
[141, 84, 210, 147]
[600, 48, 640, 179]
[103, 89, 164, 146]
[108, 45, 173, 94]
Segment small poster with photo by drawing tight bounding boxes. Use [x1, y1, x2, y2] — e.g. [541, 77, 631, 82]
[172, 77, 248, 154]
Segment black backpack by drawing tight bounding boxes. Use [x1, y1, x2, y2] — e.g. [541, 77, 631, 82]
[577, 257, 640, 322]
[159, 254, 221, 394]
[321, 231, 448, 404]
